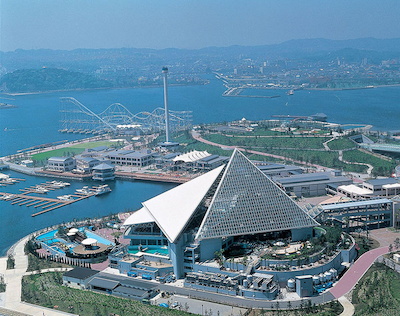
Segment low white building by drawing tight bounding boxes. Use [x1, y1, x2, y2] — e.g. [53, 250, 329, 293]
[46, 157, 76, 172]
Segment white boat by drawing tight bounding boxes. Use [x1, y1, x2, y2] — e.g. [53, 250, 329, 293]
[94, 184, 112, 196]
[57, 195, 74, 201]
[1, 194, 15, 200]
[48, 181, 65, 188]
[34, 186, 49, 194]
[76, 186, 90, 195]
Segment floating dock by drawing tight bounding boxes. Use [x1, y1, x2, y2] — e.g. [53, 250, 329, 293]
[0, 181, 98, 217]
[0, 191, 95, 217]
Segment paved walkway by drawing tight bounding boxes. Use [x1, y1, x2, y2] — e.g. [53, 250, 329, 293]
[329, 245, 389, 299]
[338, 296, 355, 316]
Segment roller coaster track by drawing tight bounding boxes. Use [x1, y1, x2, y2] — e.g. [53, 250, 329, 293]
[60, 97, 192, 134]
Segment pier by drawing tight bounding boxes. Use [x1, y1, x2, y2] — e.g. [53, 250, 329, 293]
[0, 181, 99, 217]
[0, 191, 95, 217]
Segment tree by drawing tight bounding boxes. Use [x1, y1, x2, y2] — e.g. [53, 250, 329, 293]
[389, 244, 393, 253]
[394, 237, 400, 250]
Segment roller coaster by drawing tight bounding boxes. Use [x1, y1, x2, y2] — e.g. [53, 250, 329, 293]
[59, 97, 192, 134]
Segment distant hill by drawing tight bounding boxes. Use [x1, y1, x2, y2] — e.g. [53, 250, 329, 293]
[0, 68, 113, 93]
[1, 37, 400, 71]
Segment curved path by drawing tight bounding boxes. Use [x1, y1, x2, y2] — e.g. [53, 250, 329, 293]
[329, 245, 389, 298]
[0, 236, 76, 316]
[192, 131, 330, 170]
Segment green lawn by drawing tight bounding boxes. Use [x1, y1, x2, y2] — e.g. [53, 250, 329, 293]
[343, 149, 397, 177]
[353, 262, 400, 315]
[327, 138, 356, 150]
[22, 272, 191, 316]
[203, 133, 330, 149]
[31, 141, 116, 163]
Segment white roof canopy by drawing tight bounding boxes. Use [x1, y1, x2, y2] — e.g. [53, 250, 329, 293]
[123, 207, 155, 226]
[124, 165, 225, 243]
[173, 150, 211, 163]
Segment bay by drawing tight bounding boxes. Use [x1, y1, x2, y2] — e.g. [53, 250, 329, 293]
[0, 76, 399, 255]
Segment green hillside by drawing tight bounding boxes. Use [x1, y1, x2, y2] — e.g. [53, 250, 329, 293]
[0, 68, 113, 93]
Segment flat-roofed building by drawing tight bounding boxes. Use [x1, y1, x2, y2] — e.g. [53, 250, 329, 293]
[316, 198, 394, 230]
[75, 156, 100, 173]
[337, 184, 374, 199]
[63, 267, 99, 289]
[273, 171, 352, 197]
[46, 157, 76, 172]
[363, 178, 400, 196]
[257, 163, 303, 177]
[105, 149, 154, 167]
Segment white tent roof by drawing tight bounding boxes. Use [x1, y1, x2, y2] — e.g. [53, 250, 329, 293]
[82, 238, 97, 245]
[123, 207, 155, 226]
[173, 150, 211, 163]
[132, 165, 225, 243]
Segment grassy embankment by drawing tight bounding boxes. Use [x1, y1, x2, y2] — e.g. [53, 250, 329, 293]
[343, 149, 397, 177]
[30, 140, 116, 166]
[249, 301, 343, 316]
[22, 272, 191, 316]
[352, 262, 400, 315]
[200, 132, 397, 176]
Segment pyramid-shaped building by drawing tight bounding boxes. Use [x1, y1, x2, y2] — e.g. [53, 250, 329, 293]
[124, 149, 319, 277]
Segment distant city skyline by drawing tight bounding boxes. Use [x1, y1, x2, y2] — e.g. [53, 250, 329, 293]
[1, 0, 400, 52]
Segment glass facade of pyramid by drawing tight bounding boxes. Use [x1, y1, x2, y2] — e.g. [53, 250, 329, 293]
[196, 149, 318, 240]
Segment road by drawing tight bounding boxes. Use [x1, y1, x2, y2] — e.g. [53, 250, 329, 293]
[329, 246, 390, 299]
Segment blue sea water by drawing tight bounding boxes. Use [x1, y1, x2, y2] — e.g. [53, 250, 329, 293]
[0, 76, 400, 255]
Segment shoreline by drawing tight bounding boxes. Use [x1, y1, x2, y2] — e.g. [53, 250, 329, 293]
[0, 81, 210, 96]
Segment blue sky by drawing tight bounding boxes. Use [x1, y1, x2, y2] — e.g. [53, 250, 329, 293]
[1, 0, 399, 51]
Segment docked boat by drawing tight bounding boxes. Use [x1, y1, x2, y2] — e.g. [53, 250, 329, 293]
[48, 181, 65, 188]
[34, 186, 49, 194]
[1, 194, 15, 200]
[57, 195, 74, 201]
[76, 186, 91, 195]
[94, 184, 111, 196]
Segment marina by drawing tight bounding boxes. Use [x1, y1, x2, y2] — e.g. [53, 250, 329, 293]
[0, 190, 95, 217]
[0, 182, 111, 217]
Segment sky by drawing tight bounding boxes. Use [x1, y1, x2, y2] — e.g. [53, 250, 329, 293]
[1, 0, 400, 52]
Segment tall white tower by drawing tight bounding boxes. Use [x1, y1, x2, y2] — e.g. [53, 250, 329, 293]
[162, 67, 170, 143]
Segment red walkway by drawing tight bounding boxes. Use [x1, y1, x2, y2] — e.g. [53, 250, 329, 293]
[329, 246, 389, 298]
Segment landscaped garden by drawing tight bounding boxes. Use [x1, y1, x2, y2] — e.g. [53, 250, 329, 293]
[22, 272, 191, 316]
[250, 300, 343, 316]
[352, 262, 400, 316]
